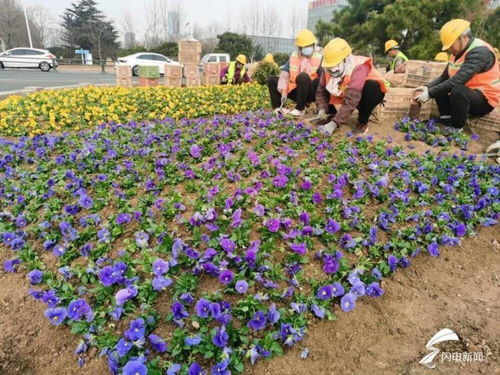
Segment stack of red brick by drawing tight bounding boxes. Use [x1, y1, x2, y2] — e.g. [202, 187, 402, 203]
[116, 65, 132, 87]
[164, 65, 183, 87]
[179, 39, 201, 87]
[203, 63, 221, 86]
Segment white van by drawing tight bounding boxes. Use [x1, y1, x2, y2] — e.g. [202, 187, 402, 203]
[199, 53, 230, 72]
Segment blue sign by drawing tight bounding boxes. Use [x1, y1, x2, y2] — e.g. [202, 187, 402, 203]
[75, 49, 89, 54]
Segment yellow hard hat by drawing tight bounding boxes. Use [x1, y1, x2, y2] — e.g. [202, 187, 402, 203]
[236, 54, 247, 65]
[263, 53, 275, 64]
[434, 52, 449, 62]
[322, 38, 352, 68]
[385, 40, 399, 53]
[295, 29, 317, 47]
[440, 19, 471, 51]
[493, 48, 499, 60]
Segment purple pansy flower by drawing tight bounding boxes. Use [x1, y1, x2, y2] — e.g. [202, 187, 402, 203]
[428, 242, 440, 257]
[116, 213, 132, 225]
[340, 293, 356, 312]
[220, 238, 236, 253]
[115, 286, 138, 306]
[235, 280, 249, 293]
[148, 334, 167, 352]
[67, 298, 94, 322]
[190, 144, 202, 158]
[211, 360, 230, 375]
[453, 222, 467, 237]
[172, 301, 189, 320]
[125, 318, 145, 341]
[195, 298, 211, 318]
[266, 218, 280, 233]
[44, 307, 67, 325]
[152, 258, 169, 276]
[325, 218, 340, 233]
[212, 325, 229, 348]
[267, 303, 280, 325]
[218, 270, 234, 285]
[116, 338, 132, 357]
[78, 195, 93, 209]
[331, 282, 345, 297]
[152, 276, 173, 291]
[366, 282, 384, 297]
[27, 269, 43, 285]
[317, 285, 333, 300]
[311, 304, 326, 319]
[185, 335, 202, 346]
[247, 311, 267, 331]
[290, 242, 307, 255]
[4, 258, 21, 272]
[122, 360, 147, 375]
[188, 362, 204, 375]
[167, 364, 182, 375]
[134, 231, 149, 248]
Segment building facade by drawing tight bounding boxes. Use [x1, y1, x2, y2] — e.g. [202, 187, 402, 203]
[248, 35, 296, 55]
[307, 0, 349, 33]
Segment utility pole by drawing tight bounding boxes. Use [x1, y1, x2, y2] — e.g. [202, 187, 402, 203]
[22, 0, 33, 48]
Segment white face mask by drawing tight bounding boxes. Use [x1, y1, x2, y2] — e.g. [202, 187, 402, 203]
[329, 61, 345, 78]
[301, 46, 314, 56]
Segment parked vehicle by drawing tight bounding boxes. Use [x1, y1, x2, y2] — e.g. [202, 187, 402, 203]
[0, 48, 57, 71]
[199, 53, 230, 72]
[117, 53, 182, 76]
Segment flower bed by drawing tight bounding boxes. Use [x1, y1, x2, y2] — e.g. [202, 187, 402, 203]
[395, 117, 479, 150]
[0, 84, 269, 137]
[1, 112, 498, 375]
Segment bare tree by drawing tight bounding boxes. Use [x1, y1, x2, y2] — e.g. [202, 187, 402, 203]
[121, 9, 135, 35]
[27, 4, 56, 48]
[262, 4, 282, 37]
[289, 4, 307, 39]
[121, 9, 137, 48]
[239, 0, 262, 35]
[197, 21, 225, 55]
[168, 0, 184, 40]
[0, 0, 42, 48]
[239, 1, 282, 37]
[143, 0, 163, 48]
[158, 0, 169, 39]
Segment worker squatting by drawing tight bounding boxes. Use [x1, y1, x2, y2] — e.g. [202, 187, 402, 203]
[220, 19, 499, 136]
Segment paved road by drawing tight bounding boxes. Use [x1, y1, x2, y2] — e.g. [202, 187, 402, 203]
[0, 69, 119, 92]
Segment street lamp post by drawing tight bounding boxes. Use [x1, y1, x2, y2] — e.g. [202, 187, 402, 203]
[22, 0, 33, 48]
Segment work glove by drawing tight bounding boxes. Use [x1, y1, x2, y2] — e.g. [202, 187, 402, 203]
[317, 109, 328, 121]
[414, 86, 428, 94]
[414, 90, 430, 103]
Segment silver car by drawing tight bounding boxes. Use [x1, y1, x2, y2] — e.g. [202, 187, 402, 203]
[0, 47, 57, 72]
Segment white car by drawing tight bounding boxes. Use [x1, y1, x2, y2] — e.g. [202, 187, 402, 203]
[0, 47, 57, 72]
[199, 53, 230, 72]
[117, 53, 182, 76]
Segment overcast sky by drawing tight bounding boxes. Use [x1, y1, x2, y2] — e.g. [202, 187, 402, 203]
[24, 0, 309, 42]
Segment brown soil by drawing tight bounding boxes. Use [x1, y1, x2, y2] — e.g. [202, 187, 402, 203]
[1, 113, 499, 375]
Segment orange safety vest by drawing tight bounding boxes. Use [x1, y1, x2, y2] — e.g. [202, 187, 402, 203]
[325, 56, 389, 105]
[448, 38, 499, 107]
[288, 51, 322, 93]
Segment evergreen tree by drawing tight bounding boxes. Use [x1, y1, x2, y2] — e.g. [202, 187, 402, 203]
[61, 0, 119, 60]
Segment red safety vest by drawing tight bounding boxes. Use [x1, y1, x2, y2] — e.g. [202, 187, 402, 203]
[325, 55, 389, 105]
[448, 38, 500, 107]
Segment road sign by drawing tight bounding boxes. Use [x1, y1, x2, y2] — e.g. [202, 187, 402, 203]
[75, 49, 89, 54]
